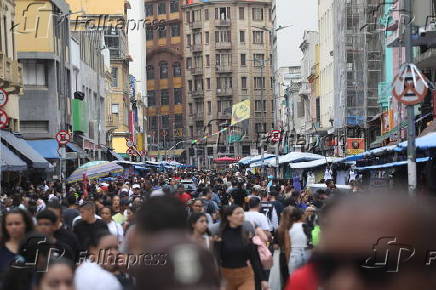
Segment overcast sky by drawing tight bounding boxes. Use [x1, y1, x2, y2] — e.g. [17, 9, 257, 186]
[276, 0, 318, 67]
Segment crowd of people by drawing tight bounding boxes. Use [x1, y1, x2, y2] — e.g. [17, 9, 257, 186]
[0, 169, 435, 290]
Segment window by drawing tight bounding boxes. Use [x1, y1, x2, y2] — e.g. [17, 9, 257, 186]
[215, 7, 231, 20]
[111, 67, 118, 87]
[208, 101, 212, 115]
[145, 3, 153, 17]
[174, 88, 182, 104]
[240, 31, 245, 43]
[240, 54, 246, 66]
[186, 57, 192, 69]
[239, 7, 245, 20]
[208, 125, 212, 135]
[158, 2, 166, 14]
[241, 77, 247, 89]
[255, 100, 262, 111]
[148, 91, 156, 106]
[253, 31, 264, 44]
[146, 65, 154, 80]
[254, 53, 264, 66]
[173, 62, 181, 77]
[187, 34, 192, 46]
[23, 60, 48, 87]
[207, 78, 211, 89]
[189, 103, 193, 114]
[204, 8, 209, 20]
[252, 8, 264, 21]
[216, 77, 232, 89]
[111, 104, 119, 114]
[254, 77, 265, 89]
[160, 62, 168, 78]
[175, 114, 183, 128]
[215, 30, 231, 43]
[206, 55, 210, 66]
[149, 116, 157, 130]
[186, 11, 191, 22]
[158, 29, 166, 38]
[170, 0, 179, 13]
[188, 80, 193, 91]
[161, 89, 169, 105]
[170, 23, 180, 37]
[205, 32, 209, 44]
[160, 116, 169, 129]
[146, 30, 153, 41]
[270, 77, 273, 88]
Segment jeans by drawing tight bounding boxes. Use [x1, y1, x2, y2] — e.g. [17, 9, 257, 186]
[288, 247, 310, 276]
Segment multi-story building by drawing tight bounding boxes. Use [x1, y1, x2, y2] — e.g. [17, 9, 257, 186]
[145, 0, 185, 162]
[0, 0, 23, 132]
[182, 0, 273, 167]
[15, 0, 71, 139]
[68, 0, 132, 158]
[318, 0, 335, 131]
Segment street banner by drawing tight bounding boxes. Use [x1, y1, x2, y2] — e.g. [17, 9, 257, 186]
[346, 138, 365, 155]
[231, 100, 250, 125]
[381, 110, 395, 135]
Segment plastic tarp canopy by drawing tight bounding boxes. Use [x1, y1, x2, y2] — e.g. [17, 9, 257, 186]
[0, 143, 27, 171]
[290, 157, 344, 169]
[238, 154, 276, 165]
[355, 157, 431, 171]
[342, 145, 398, 162]
[395, 132, 436, 151]
[250, 152, 324, 168]
[1, 131, 50, 169]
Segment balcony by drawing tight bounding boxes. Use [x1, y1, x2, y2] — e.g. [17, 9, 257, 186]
[191, 89, 204, 99]
[191, 67, 203, 75]
[217, 111, 232, 120]
[190, 21, 203, 30]
[215, 65, 232, 73]
[192, 113, 204, 122]
[215, 19, 231, 26]
[415, 48, 436, 69]
[0, 52, 23, 93]
[215, 42, 232, 50]
[191, 44, 203, 52]
[216, 88, 233, 96]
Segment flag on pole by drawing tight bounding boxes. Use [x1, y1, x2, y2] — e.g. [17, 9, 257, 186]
[231, 100, 251, 125]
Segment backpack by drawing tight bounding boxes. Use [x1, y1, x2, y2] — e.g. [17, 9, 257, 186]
[252, 235, 273, 270]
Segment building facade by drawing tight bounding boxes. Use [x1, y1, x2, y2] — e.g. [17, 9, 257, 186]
[0, 0, 23, 132]
[145, 0, 185, 161]
[15, 0, 71, 139]
[182, 0, 273, 167]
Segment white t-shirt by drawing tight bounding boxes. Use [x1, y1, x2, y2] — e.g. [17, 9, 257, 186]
[289, 222, 307, 248]
[244, 211, 270, 231]
[74, 261, 122, 290]
[107, 220, 124, 245]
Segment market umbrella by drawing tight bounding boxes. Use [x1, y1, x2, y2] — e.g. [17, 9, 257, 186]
[213, 156, 239, 164]
[67, 161, 123, 183]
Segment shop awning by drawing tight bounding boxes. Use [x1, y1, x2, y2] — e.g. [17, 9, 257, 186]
[290, 157, 344, 169]
[26, 139, 60, 159]
[1, 143, 28, 171]
[355, 157, 431, 171]
[396, 132, 436, 151]
[1, 130, 50, 169]
[148, 149, 185, 157]
[238, 154, 276, 165]
[342, 145, 398, 162]
[66, 142, 87, 158]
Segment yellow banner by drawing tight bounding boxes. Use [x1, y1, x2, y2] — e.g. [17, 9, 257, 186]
[136, 133, 144, 151]
[231, 100, 250, 125]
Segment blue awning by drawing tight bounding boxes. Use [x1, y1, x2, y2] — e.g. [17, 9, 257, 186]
[342, 145, 398, 162]
[238, 154, 276, 165]
[396, 132, 436, 151]
[1, 130, 50, 169]
[356, 157, 431, 171]
[1, 143, 27, 171]
[26, 139, 60, 159]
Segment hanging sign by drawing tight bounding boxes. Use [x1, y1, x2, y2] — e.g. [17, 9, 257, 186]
[0, 89, 9, 107]
[0, 109, 9, 129]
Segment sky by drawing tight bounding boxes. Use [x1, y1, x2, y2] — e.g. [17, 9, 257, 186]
[276, 0, 318, 67]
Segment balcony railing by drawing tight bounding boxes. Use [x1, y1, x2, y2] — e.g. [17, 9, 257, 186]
[215, 19, 231, 26]
[190, 21, 203, 30]
[216, 88, 233, 96]
[215, 42, 232, 50]
[215, 64, 232, 73]
[191, 44, 203, 52]
[191, 89, 204, 98]
[191, 67, 203, 75]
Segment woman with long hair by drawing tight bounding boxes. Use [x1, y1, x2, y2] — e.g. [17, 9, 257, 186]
[213, 205, 268, 290]
[0, 208, 34, 278]
[188, 212, 211, 249]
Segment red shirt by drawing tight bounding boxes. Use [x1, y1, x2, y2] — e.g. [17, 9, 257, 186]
[284, 263, 318, 290]
[178, 192, 192, 204]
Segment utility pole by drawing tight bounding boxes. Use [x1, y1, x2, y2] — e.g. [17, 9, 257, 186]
[404, 0, 416, 196]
